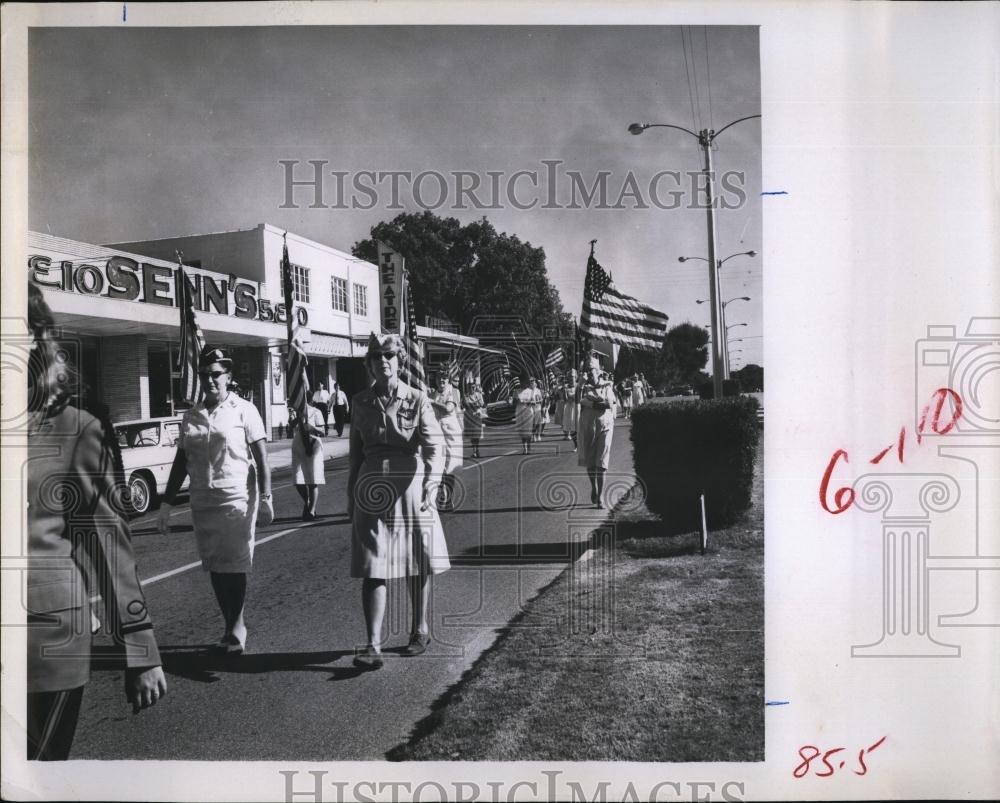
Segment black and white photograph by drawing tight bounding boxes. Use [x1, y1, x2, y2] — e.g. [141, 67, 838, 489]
[2, 2, 997, 802]
[16, 19, 763, 762]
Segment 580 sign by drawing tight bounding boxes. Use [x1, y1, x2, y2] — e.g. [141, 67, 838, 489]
[819, 388, 962, 515]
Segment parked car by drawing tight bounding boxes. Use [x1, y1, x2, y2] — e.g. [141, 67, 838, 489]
[667, 385, 695, 397]
[485, 399, 515, 425]
[114, 416, 189, 516]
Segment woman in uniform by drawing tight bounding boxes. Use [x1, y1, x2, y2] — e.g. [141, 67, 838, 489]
[347, 334, 449, 669]
[429, 371, 463, 511]
[561, 368, 579, 448]
[515, 376, 542, 454]
[291, 400, 326, 520]
[158, 346, 274, 655]
[26, 283, 166, 760]
[577, 353, 617, 508]
[464, 380, 487, 459]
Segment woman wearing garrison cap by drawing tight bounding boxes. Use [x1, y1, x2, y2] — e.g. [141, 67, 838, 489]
[577, 351, 617, 508]
[158, 345, 273, 655]
[347, 333, 449, 669]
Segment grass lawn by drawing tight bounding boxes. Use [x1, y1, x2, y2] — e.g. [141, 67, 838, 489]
[390, 441, 765, 762]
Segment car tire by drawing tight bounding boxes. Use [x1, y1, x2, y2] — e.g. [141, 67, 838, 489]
[127, 472, 156, 517]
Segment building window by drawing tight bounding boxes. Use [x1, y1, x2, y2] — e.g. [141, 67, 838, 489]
[331, 276, 349, 313]
[353, 283, 368, 317]
[293, 264, 310, 303]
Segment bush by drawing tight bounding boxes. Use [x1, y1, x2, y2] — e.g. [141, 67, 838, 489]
[631, 396, 760, 532]
[696, 378, 742, 399]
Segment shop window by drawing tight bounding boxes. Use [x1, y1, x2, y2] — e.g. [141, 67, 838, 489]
[292, 264, 310, 303]
[353, 283, 368, 317]
[331, 276, 349, 313]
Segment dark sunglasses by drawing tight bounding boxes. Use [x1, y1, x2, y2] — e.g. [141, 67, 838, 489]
[375, 351, 398, 360]
[200, 370, 228, 379]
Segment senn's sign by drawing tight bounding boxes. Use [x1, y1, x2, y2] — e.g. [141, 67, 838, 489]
[29, 253, 308, 326]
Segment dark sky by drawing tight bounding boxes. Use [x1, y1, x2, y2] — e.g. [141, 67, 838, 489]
[30, 25, 762, 365]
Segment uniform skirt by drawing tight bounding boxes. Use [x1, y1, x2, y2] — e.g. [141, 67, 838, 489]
[516, 403, 537, 438]
[577, 407, 614, 470]
[438, 415, 464, 473]
[291, 433, 326, 485]
[191, 484, 258, 573]
[351, 450, 450, 579]
[562, 400, 578, 432]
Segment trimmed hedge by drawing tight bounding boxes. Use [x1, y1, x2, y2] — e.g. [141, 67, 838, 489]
[631, 396, 760, 532]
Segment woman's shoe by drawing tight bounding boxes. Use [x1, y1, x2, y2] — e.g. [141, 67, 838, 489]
[353, 647, 384, 670]
[591, 489, 598, 505]
[403, 632, 430, 656]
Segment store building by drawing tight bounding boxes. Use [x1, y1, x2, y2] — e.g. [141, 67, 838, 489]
[27, 225, 379, 437]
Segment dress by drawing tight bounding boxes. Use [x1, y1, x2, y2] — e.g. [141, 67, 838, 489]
[430, 382, 464, 473]
[291, 404, 326, 484]
[577, 379, 616, 469]
[562, 381, 579, 433]
[464, 389, 487, 441]
[515, 386, 542, 438]
[631, 380, 647, 408]
[179, 394, 267, 573]
[348, 382, 450, 579]
[27, 403, 161, 757]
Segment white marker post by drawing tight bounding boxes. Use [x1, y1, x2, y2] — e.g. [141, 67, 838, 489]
[700, 493, 708, 555]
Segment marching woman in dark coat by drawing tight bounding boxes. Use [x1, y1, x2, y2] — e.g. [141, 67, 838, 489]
[25, 283, 166, 760]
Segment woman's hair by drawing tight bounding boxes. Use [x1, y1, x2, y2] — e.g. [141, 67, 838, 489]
[364, 332, 405, 378]
[28, 282, 77, 410]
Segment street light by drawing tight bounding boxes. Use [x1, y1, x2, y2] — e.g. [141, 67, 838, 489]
[697, 297, 751, 376]
[631, 115, 761, 398]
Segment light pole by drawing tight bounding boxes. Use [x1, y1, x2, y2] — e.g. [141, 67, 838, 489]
[697, 296, 751, 377]
[631, 116, 761, 398]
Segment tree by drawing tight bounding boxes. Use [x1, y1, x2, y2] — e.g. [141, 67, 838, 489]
[661, 323, 710, 385]
[731, 363, 763, 392]
[353, 211, 568, 338]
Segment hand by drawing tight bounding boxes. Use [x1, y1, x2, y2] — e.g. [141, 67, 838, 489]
[258, 495, 274, 526]
[125, 666, 166, 714]
[156, 503, 173, 535]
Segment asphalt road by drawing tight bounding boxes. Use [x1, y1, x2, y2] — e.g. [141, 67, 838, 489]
[71, 418, 636, 760]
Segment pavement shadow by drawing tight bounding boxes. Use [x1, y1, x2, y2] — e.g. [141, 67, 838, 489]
[90, 645, 366, 682]
[267, 514, 351, 527]
[444, 505, 575, 516]
[451, 539, 591, 566]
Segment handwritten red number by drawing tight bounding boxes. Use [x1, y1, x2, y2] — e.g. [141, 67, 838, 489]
[793, 745, 821, 778]
[817, 747, 845, 777]
[820, 450, 855, 514]
[854, 735, 887, 776]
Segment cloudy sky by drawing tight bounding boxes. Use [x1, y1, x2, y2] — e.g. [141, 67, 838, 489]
[30, 25, 762, 366]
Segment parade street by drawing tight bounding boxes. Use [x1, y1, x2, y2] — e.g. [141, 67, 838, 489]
[72, 419, 635, 761]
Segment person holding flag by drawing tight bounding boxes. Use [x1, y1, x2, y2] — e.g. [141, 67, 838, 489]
[578, 351, 617, 508]
[515, 376, 543, 454]
[464, 379, 487, 459]
[562, 367, 579, 449]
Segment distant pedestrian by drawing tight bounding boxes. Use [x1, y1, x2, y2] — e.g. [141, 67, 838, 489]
[562, 368, 579, 449]
[631, 373, 647, 408]
[430, 372, 463, 511]
[621, 377, 633, 419]
[578, 353, 616, 508]
[464, 381, 487, 458]
[291, 402, 326, 520]
[312, 383, 331, 436]
[26, 283, 166, 760]
[332, 381, 349, 437]
[515, 376, 542, 454]
[347, 333, 449, 669]
[158, 346, 273, 655]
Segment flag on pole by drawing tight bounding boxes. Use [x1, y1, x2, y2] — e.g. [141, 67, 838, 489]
[446, 350, 461, 386]
[175, 251, 206, 404]
[580, 251, 669, 351]
[399, 272, 428, 392]
[545, 346, 565, 369]
[281, 234, 312, 450]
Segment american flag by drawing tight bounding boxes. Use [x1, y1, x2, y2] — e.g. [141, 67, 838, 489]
[399, 272, 428, 392]
[580, 254, 669, 351]
[281, 235, 311, 449]
[545, 346, 565, 369]
[445, 351, 461, 386]
[175, 251, 205, 404]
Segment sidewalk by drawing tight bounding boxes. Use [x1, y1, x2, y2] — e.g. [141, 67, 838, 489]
[266, 425, 352, 471]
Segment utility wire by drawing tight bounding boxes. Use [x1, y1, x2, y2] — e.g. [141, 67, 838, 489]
[681, 27, 698, 133]
[688, 27, 703, 131]
[704, 26, 714, 131]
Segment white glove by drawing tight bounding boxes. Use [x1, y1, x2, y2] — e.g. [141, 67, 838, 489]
[156, 503, 173, 535]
